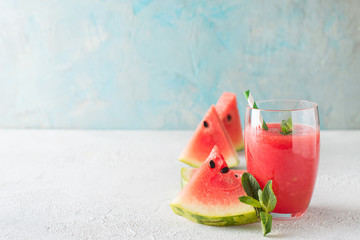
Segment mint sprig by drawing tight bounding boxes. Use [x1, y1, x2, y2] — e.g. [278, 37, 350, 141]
[280, 116, 292, 135]
[239, 173, 277, 236]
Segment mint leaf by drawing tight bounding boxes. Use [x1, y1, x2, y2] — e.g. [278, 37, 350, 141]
[239, 196, 262, 208]
[239, 173, 277, 236]
[241, 172, 261, 201]
[260, 211, 272, 236]
[258, 189, 264, 209]
[280, 116, 292, 135]
[261, 180, 277, 212]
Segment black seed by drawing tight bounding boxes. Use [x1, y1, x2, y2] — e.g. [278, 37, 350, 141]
[227, 114, 231, 121]
[235, 174, 238, 178]
[203, 121, 209, 128]
[209, 160, 215, 168]
[221, 167, 229, 173]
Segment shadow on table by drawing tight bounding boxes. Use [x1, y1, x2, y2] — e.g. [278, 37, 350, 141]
[227, 205, 360, 238]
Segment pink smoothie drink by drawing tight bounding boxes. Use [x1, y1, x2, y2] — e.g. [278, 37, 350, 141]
[245, 123, 320, 215]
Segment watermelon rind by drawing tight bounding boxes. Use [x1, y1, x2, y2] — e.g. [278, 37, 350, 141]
[170, 203, 258, 226]
[178, 158, 199, 168]
[180, 167, 196, 188]
[181, 177, 188, 189]
[236, 142, 245, 152]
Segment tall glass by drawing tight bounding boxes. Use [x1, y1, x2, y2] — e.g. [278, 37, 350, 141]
[244, 100, 320, 219]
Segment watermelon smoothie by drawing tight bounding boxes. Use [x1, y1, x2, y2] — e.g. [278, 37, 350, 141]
[244, 100, 320, 218]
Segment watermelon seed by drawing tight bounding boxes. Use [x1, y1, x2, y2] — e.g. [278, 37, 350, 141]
[227, 114, 231, 121]
[221, 167, 229, 173]
[209, 160, 215, 168]
[203, 121, 209, 127]
[235, 174, 238, 177]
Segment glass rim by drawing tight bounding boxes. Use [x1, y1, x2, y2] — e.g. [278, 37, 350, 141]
[246, 99, 318, 112]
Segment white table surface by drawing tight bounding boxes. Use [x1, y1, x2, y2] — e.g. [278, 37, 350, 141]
[0, 130, 359, 240]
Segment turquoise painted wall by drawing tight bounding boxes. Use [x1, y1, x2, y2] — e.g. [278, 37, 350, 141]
[0, 0, 359, 129]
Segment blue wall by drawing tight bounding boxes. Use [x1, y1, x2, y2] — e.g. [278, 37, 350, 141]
[0, 0, 359, 129]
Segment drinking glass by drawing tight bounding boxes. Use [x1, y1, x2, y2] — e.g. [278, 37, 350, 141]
[244, 100, 320, 219]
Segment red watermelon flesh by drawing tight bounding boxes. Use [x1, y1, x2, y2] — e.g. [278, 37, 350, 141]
[181, 167, 246, 188]
[215, 92, 244, 151]
[179, 105, 239, 168]
[171, 146, 257, 226]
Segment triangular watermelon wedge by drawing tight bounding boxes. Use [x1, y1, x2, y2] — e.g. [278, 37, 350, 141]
[171, 146, 258, 226]
[179, 105, 239, 168]
[215, 92, 244, 151]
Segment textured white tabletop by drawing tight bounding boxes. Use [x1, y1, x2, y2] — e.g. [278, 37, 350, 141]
[0, 130, 359, 239]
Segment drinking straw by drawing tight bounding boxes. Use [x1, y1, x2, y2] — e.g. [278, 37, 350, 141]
[244, 90, 268, 130]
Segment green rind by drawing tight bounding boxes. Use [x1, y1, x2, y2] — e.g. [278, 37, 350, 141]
[170, 204, 259, 226]
[228, 156, 239, 168]
[181, 168, 189, 183]
[181, 177, 188, 189]
[179, 158, 201, 168]
[180, 168, 191, 188]
[235, 142, 245, 152]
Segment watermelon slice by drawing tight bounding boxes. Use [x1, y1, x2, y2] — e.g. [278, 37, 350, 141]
[215, 92, 244, 151]
[181, 167, 246, 188]
[179, 105, 239, 168]
[171, 146, 258, 226]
